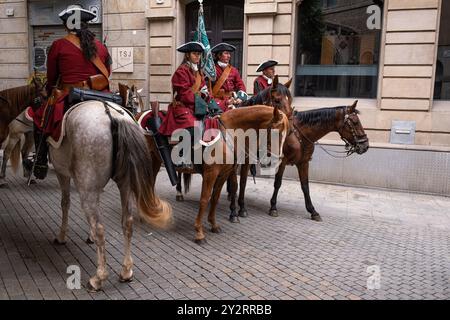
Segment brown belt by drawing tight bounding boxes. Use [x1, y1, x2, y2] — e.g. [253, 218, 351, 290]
[61, 81, 90, 91]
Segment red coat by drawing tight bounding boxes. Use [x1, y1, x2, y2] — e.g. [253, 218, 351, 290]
[46, 38, 111, 94]
[159, 63, 206, 136]
[253, 75, 270, 95]
[213, 64, 246, 111]
[34, 37, 111, 140]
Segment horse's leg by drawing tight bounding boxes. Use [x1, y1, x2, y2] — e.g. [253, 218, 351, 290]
[21, 131, 34, 180]
[195, 167, 219, 244]
[209, 169, 232, 232]
[118, 183, 134, 283]
[0, 135, 20, 187]
[297, 162, 322, 222]
[79, 191, 108, 291]
[238, 163, 250, 218]
[228, 168, 239, 223]
[269, 160, 287, 217]
[176, 172, 184, 201]
[0, 149, 8, 187]
[54, 173, 70, 245]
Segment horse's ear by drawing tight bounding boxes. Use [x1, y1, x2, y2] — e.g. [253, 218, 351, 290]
[350, 100, 358, 113]
[137, 88, 143, 94]
[284, 78, 292, 89]
[273, 105, 282, 122]
[272, 75, 279, 88]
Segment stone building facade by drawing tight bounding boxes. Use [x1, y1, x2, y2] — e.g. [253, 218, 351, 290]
[0, 0, 449, 194]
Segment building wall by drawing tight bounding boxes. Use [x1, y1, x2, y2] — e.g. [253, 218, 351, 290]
[0, 0, 29, 90]
[103, 0, 149, 104]
[291, 0, 450, 150]
[245, 0, 294, 89]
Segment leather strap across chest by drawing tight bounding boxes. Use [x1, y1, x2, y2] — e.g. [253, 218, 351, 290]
[64, 34, 110, 80]
[212, 65, 232, 97]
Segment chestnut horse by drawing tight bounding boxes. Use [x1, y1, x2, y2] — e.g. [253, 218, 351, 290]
[0, 76, 46, 147]
[268, 101, 369, 221]
[227, 76, 294, 222]
[142, 105, 289, 244]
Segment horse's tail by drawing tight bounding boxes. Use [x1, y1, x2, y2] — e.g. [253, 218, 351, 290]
[112, 116, 172, 229]
[9, 139, 21, 174]
[183, 173, 192, 194]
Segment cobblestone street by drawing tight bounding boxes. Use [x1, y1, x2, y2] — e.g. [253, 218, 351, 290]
[0, 164, 449, 300]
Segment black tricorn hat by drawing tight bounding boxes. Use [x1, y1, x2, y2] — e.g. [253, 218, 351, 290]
[177, 41, 205, 53]
[59, 5, 96, 23]
[256, 60, 279, 72]
[211, 43, 236, 54]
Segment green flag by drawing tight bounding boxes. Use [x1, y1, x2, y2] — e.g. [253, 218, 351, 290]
[195, 2, 216, 81]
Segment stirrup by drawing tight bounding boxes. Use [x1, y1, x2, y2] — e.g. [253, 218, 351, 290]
[33, 164, 48, 180]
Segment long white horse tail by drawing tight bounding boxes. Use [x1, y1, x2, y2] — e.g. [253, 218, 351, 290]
[110, 114, 173, 229]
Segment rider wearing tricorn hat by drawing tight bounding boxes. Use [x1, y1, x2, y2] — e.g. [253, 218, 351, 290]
[32, 5, 111, 179]
[158, 41, 211, 137]
[254, 59, 278, 95]
[211, 43, 247, 111]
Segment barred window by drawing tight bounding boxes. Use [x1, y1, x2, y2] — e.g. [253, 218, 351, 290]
[295, 0, 382, 98]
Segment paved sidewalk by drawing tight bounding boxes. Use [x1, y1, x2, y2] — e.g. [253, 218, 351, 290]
[0, 162, 449, 300]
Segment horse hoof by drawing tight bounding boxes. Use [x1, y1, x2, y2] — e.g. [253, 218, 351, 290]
[229, 216, 240, 223]
[269, 210, 279, 217]
[86, 237, 95, 245]
[211, 226, 222, 234]
[238, 209, 248, 218]
[53, 238, 66, 246]
[119, 275, 134, 283]
[0, 182, 7, 188]
[176, 195, 184, 202]
[311, 214, 322, 222]
[194, 238, 207, 245]
[86, 281, 102, 293]
[29, 179, 37, 185]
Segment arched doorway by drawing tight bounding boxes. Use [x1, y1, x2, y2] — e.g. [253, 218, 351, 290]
[185, 0, 244, 73]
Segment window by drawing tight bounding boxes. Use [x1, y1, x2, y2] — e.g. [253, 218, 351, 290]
[434, 0, 450, 100]
[295, 0, 382, 98]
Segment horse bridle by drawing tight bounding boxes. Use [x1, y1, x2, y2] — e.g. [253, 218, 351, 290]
[290, 108, 368, 158]
[338, 111, 368, 155]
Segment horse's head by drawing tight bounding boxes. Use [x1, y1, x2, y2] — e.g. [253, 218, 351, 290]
[118, 83, 145, 115]
[337, 101, 369, 155]
[269, 75, 294, 118]
[29, 73, 47, 107]
[259, 105, 290, 174]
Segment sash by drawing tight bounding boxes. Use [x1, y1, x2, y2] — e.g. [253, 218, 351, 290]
[64, 34, 110, 80]
[212, 65, 232, 97]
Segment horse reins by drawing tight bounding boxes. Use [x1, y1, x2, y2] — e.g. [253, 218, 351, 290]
[217, 114, 284, 165]
[290, 110, 367, 159]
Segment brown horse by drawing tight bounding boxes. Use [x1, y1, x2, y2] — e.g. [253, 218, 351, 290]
[0, 76, 46, 146]
[227, 76, 294, 222]
[268, 101, 369, 221]
[142, 105, 289, 244]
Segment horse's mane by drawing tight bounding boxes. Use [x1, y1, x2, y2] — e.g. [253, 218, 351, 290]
[244, 83, 292, 107]
[295, 106, 359, 126]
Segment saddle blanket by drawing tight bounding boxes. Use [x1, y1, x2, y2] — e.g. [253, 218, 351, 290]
[28, 102, 133, 149]
[138, 110, 220, 144]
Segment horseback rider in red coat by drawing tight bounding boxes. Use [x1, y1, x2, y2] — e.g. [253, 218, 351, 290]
[253, 60, 278, 95]
[158, 41, 210, 137]
[211, 43, 247, 111]
[32, 5, 111, 179]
